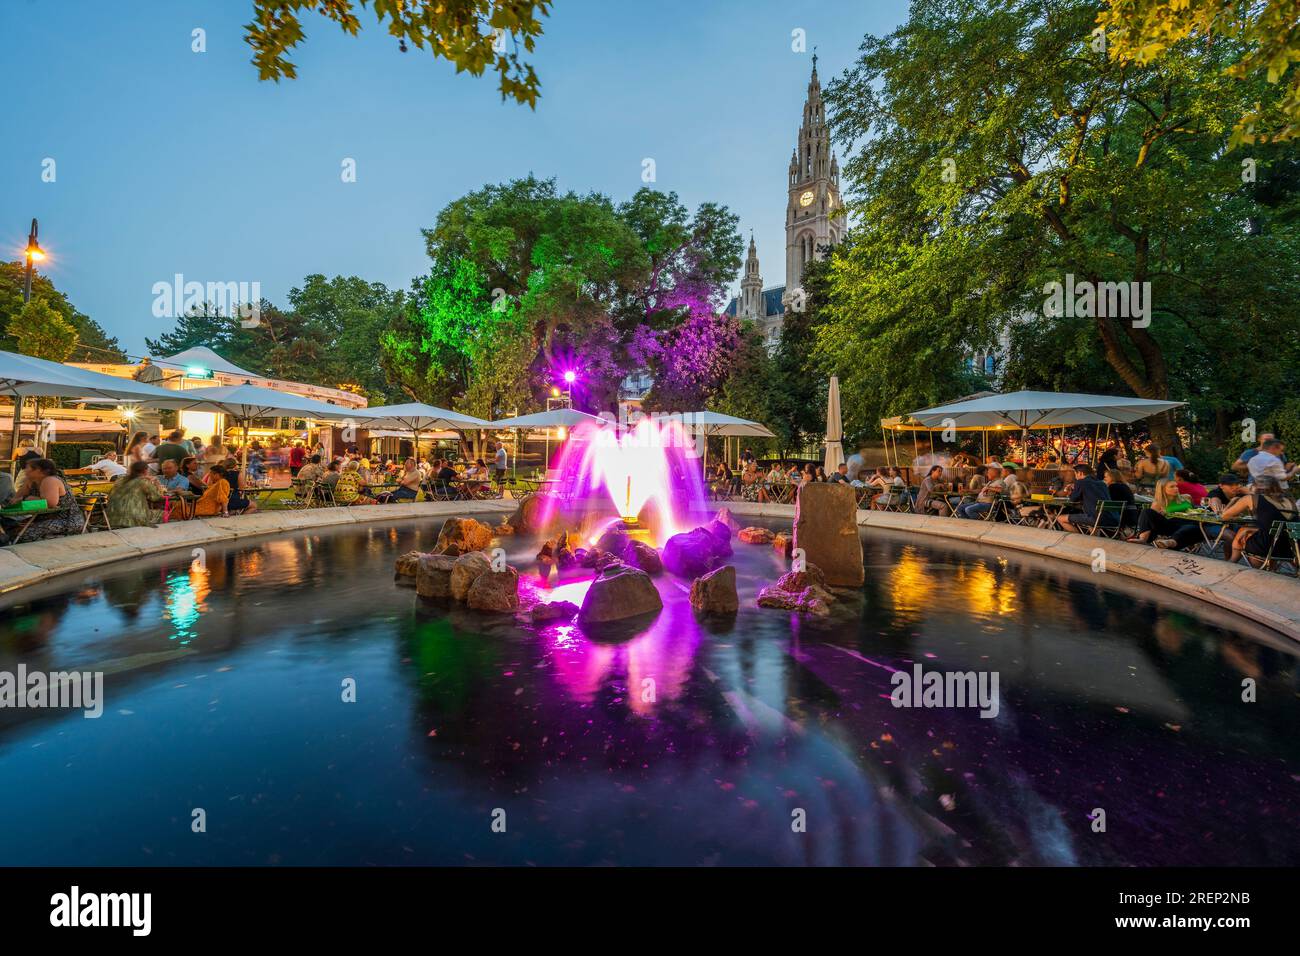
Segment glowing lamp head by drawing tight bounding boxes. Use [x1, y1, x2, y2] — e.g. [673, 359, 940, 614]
[557, 426, 567, 440]
[550, 386, 561, 398]
[563, 371, 576, 384]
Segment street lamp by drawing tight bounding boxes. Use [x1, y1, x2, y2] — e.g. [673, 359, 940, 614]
[23, 219, 44, 304]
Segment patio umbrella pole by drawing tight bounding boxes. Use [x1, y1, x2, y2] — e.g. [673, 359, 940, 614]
[8, 396, 21, 476]
[1022, 427, 1028, 468]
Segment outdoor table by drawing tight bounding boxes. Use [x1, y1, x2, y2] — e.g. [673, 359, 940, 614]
[1030, 495, 1075, 527]
[1179, 509, 1255, 558]
[1, 501, 48, 544]
[451, 478, 493, 500]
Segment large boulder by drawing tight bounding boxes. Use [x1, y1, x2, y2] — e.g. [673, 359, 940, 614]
[689, 565, 738, 615]
[756, 583, 830, 617]
[450, 551, 492, 601]
[526, 599, 580, 624]
[415, 553, 457, 599]
[625, 540, 663, 576]
[793, 482, 864, 587]
[466, 566, 520, 612]
[714, 508, 740, 531]
[662, 527, 728, 578]
[578, 564, 663, 624]
[436, 517, 494, 555]
[506, 493, 556, 534]
[395, 550, 424, 583]
[595, 527, 630, 556]
[705, 520, 734, 556]
[737, 526, 775, 545]
[776, 563, 826, 593]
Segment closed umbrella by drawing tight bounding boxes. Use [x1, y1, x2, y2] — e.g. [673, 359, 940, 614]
[823, 376, 844, 473]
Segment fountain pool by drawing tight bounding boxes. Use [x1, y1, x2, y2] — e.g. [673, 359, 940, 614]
[0, 516, 1296, 866]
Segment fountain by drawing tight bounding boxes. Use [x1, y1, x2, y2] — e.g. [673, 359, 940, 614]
[532, 415, 709, 546]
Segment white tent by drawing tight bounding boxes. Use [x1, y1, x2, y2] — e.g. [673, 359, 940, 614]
[150, 346, 262, 380]
[823, 376, 844, 473]
[2, 349, 187, 470]
[907, 390, 1185, 467]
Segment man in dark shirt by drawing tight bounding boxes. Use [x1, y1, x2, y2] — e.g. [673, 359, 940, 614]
[153, 430, 189, 470]
[1058, 464, 1111, 532]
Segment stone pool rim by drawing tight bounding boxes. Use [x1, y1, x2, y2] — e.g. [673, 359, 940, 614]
[2, 498, 1298, 642]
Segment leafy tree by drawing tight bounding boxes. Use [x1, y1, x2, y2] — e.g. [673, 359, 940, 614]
[714, 323, 779, 458]
[824, 0, 1299, 451]
[144, 303, 237, 357]
[1098, 0, 1300, 144]
[0, 262, 124, 362]
[6, 298, 79, 364]
[246, 0, 552, 106]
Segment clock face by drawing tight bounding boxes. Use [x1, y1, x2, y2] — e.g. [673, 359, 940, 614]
[799, 190, 815, 207]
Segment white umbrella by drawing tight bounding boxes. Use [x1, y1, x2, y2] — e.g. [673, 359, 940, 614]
[823, 376, 844, 473]
[353, 402, 493, 458]
[491, 408, 610, 472]
[154, 382, 358, 475]
[675, 410, 775, 473]
[490, 408, 610, 430]
[1, 349, 187, 470]
[908, 390, 1185, 468]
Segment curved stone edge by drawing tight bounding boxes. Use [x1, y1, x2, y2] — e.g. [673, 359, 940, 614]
[0, 500, 515, 596]
[717, 500, 1300, 642]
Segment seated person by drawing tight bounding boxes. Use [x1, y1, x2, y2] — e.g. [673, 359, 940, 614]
[873, 466, 907, 509]
[1128, 478, 1194, 546]
[1057, 464, 1112, 533]
[222, 460, 257, 515]
[322, 461, 342, 491]
[1, 458, 82, 544]
[914, 465, 951, 516]
[157, 458, 191, 494]
[1231, 476, 1297, 566]
[1205, 473, 1247, 514]
[1102, 468, 1136, 525]
[334, 463, 376, 505]
[106, 461, 164, 528]
[1132, 443, 1172, 490]
[180, 457, 209, 496]
[828, 462, 852, 485]
[1174, 468, 1206, 505]
[958, 465, 1004, 519]
[193, 465, 232, 517]
[297, 454, 327, 484]
[89, 450, 128, 480]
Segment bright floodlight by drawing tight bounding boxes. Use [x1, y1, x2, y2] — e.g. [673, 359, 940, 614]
[563, 371, 576, 384]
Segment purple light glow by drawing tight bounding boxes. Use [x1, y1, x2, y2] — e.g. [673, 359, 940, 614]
[533, 417, 708, 544]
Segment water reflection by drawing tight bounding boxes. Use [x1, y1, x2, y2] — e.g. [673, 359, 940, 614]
[0, 519, 1295, 866]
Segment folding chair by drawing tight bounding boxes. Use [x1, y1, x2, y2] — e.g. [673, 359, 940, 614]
[281, 479, 316, 509]
[1260, 521, 1300, 574]
[1086, 500, 1129, 539]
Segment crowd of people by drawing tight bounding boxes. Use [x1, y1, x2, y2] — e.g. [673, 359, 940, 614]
[709, 436, 1299, 572]
[0, 430, 516, 544]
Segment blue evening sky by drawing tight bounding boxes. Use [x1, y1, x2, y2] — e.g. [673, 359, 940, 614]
[1, 0, 908, 357]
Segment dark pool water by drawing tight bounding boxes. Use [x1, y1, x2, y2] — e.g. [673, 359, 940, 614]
[0, 518, 1297, 866]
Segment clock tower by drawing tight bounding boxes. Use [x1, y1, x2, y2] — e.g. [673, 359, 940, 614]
[783, 53, 842, 311]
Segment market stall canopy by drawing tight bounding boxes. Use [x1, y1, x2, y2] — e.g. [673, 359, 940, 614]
[151, 346, 261, 380]
[674, 411, 776, 438]
[0, 349, 186, 404]
[353, 402, 493, 432]
[491, 408, 611, 430]
[907, 390, 1184, 429]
